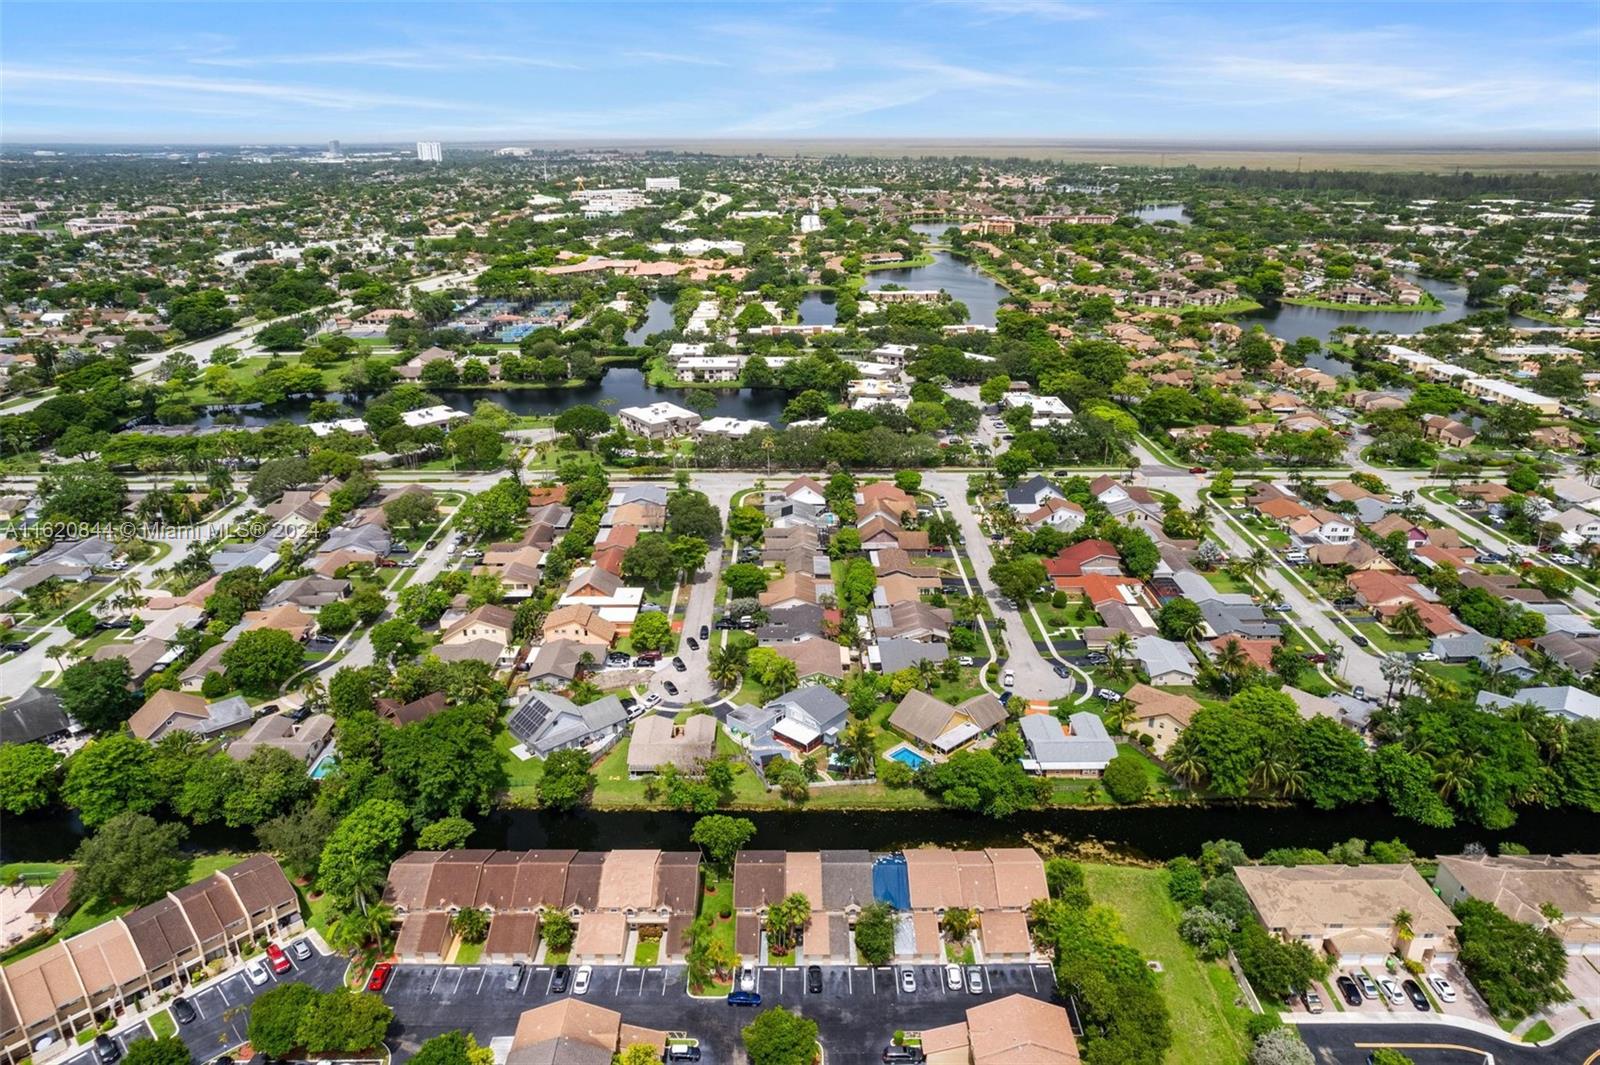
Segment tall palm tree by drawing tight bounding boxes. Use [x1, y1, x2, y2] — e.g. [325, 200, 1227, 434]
[1392, 909, 1414, 943]
[840, 719, 877, 780]
[1212, 638, 1250, 693]
[708, 645, 744, 691]
[1168, 742, 1208, 787]
[914, 657, 940, 689]
[1108, 630, 1135, 661]
[1432, 750, 1479, 802]
[1380, 653, 1412, 703]
[1388, 602, 1427, 640]
[330, 902, 396, 955]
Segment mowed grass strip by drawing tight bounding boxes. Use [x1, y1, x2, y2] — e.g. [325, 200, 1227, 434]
[1083, 864, 1252, 1065]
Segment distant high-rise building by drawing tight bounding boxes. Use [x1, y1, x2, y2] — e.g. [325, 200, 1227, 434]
[644, 176, 680, 192]
[327, 139, 341, 155]
[416, 141, 442, 163]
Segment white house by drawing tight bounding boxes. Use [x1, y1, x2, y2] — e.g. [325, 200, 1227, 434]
[400, 404, 468, 430]
[618, 402, 702, 439]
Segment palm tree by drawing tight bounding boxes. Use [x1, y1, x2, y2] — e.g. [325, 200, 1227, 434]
[840, 719, 877, 780]
[1388, 602, 1427, 640]
[1212, 638, 1250, 694]
[1487, 640, 1514, 678]
[1582, 457, 1600, 486]
[299, 677, 328, 715]
[1324, 643, 1345, 678]
[1392, 908, 1414, 943]
[1380, 653, 1412, 703]
[1168, 742, 1208, 787]
[1108, 630, 1135, 661]
[1103, 644, 1131, 681]
[1432, 750, 1479, 802]
[330, 902, 396, 955]
[914, 657, 940, 689]
[33, 578, 72, 613]
[708, 645, 744, 691]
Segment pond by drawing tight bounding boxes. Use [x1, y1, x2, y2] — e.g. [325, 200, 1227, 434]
[863, 251, 1009, 326]
[798, 289, 838, 325]
[174, 367, 791, 429]
[1133, 203, 1192, 225]
[1246, 274, 1550, 346]
[623, 296, 675, 345]
[6, 802, 1598, 865]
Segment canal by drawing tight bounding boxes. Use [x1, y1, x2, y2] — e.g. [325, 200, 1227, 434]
[5, 803, 1597, 865]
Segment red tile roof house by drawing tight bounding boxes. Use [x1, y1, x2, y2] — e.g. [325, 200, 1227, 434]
[1044, 539, 1123, 579]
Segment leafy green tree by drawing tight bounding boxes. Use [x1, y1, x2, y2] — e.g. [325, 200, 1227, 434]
[317, 798, 409, 909]
[553, 405, 611, 447]
[369, 618, 426, 665]
[256, 803, 339, 880]
[70, 812, 188, 907]
[1157, 598, 1205, 641]
[120, 1039, 193, 1065]
[1298, 716, 1376, 811]
[1454, 897, 1568, 1018]
[727, 506, 767, 543]
[1249, 1027, 1314, 1065]
[383, 492, 441, 538]
[382, 707, 507, 827]
[722, 562, 770, 598]
[540, 910, 575, 951]
[628, 610, 674, 652]
[853, 901, 896, 965]
[1102, 752, 1150, 803]
[222, 628, 305, 694]
[741, 1007, 818, 1065]
[537, 749, 595, 811]
[417, 816, 476, 850]
[988, 558, 1046, 606]
[447, 422, 504, 469]
[38, 462, 127, 523]
[451, 907, 490, 943]
[58, 657, 141, 734]
[0, 743, 61, 814]
[409, 1032, 495, 1065]
[667, 490, 722, 542]
[690, 814, 756, 869]
[297, 989, 393, 1053]
[63, 732, 157, 826]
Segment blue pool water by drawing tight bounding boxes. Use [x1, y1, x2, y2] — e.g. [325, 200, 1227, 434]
[309, 752, 341, 780]
[888, 747, 929, 771]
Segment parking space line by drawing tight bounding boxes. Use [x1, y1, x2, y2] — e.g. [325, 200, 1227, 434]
[476, 970, 486, 994]
[429, 968, 442, 994]
[661, 969, 668, 995]
[1029, 966, 1038, 992]
[614, 969, 624, 995]
[214, 982, 230, 1005]
[984, 964, 994, 994]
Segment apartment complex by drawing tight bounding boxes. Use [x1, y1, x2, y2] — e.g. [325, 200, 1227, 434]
[383, 849, 701, 966]
[0, 856, 300, 1062]
[1235, 863, 1459, 967]
[1435, 853, 1600, 957]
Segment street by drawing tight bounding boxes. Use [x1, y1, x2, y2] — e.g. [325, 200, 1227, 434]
[382, 960, 1057, 1065]
[1296, 1020, 1600, 1065]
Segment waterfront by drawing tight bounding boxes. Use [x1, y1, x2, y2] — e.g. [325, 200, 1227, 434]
[863, 250, 1009, 325]
[1244, 273, 1549, 345]
[5, 801, 1598, 864]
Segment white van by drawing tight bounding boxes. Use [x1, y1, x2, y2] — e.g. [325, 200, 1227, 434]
[1284, 550, 1308, 565]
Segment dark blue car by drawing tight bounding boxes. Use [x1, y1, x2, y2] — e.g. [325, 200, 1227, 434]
[727, 990, 762, 1007]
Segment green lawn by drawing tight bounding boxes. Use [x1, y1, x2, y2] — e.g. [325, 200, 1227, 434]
[147, 1010, 177, 1040]
[497, 730, 544, 804]
[455, 940, 484, 965]
[634, 939, 660, 966]
[1082, 864, 1252, 1065]
[697, 876, 737, 991]
[1522, 1020, 1555, 1043]
[1351, 620, 1428, 654]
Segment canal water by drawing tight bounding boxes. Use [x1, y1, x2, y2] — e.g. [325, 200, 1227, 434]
[5, 803, 1597, 864]
[178, 368, 789, 429]
[623, 296, 675, 344]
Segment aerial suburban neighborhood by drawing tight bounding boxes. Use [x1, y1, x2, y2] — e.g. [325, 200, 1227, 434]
[2, 3, 1599, 1065]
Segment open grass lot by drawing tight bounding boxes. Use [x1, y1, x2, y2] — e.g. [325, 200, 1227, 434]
[496, 730, 544, 804]
[1083, 864, 1253, 1065]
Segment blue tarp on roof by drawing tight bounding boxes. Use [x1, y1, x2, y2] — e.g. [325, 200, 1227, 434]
[872, 853, 910, 910]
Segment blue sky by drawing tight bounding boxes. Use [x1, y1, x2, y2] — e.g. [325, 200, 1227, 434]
[3, 1, 1597, 144]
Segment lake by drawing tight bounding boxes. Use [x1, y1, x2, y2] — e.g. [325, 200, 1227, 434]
[1133, 203, 1191, 225]
[178, 368, 790, 429]
[624, 296, 675, 345]
[799, 289, 838, 325]
[863, 251, 1009, 326]
[1245, 274, 1549, 346]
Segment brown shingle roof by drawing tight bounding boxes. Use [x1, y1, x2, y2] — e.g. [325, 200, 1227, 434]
[562, 852, 605, 911]
[596, 850, 660, 912]
[734, 851, 788, 910]
[654, 852, 701, 914]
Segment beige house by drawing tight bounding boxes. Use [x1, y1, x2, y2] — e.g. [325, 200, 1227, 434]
[1435, 853, 1600, 956]
[889, 691, 1007, 753]
[506, 999, 667, 1065]
[626, 714, 717, 777]
[542, 604, 617, 647]
[1235, 864, 1459, 966]
[1121, 684, 1201, 757]
[919, 994, 1080, 1065]
[441, 604, 515, 647]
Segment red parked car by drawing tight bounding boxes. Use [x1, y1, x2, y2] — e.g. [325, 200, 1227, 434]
[367, 963, 393, 992]
[265, 942, 291, 974]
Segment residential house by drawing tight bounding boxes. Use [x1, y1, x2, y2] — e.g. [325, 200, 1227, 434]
[1478, 685, 1600, 723]
[1018, 712, 1115, 776]
[1004, 475, 1064, 513]
[127, 690, 252, 742]
[375, 691, 449, 726]
[542, 604, 617, 647]
[770, 636, 847, 682]
[872, 636, 950, 674]
[1131, 635, 1199, 686]
[1289, 509, 1355, 545]
[1235, 864, 1459, 966]
[916, 995, 1081, 1065]
[1306, 541, 1393, 571]
[889, 691, 1007, 753]
[1435, 854, 1600, 957]
[1420, 415, 1477, 447]
[227, 712, 334, 766]
[1430, 633, 1535, 677]
[508, 691, 628, 757]
[1044, 539, 1122, 579]
[505, 999, 667, 1065]
[758, 603, 826, 644]
[441, 604, 516, 655]
[626, 714, 717, 777]
[872, 600, 953, 642]
[0, 687, 71, 746]
[617, 402, 701, 439]
[1122, 684, 1202, 757]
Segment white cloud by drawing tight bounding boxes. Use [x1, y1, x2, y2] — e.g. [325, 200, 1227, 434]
[622, 50, 728, 68]
[0, 66, 465, 113]
[191, 46, 579, 71]
[934, 0, 1101, 23]
[725, 81, 938, 133]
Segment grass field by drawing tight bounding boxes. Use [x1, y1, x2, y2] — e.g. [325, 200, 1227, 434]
[1083, 864, 1253, 1065]
[147, 1009, 177, 1040]
[497, 731, 544, 804]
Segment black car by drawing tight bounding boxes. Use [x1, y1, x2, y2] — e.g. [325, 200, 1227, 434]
[550, 965, 571, 993]
[1351, 634, 1370, 647]
[94, 620, 131, 630]
[94, 1035, 121, 1064]
[699, 625, 709, 640]
[714, 618, 734, 630]
[881, 1047, 924, 1064]
[665, 1047, 702, 1063]
[1, 641, 28, 653]
[1402, 979, 1430, 1011]
[1335, 976, 1362, 1007]
[664, 681, 679, 697]
[672, 657, 687, 672]
[806, 965, 822, 993]
[1052, 664, 1070, 679]
[686, 636, 700, 651]
[287, 706, 311, 723]
[171, 997, 196, 1025]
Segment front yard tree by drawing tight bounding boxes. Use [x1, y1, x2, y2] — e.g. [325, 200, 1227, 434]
[410, 1032, 495, 1065]
[0, 743, 61, 815]
[741, 1007, 819, 1065]
[59, 657, 141, 734]
[71, 812, 188, 907]
[988, 558, 1046, 606]
[223, 628, 306, 694]
[722, 562, 770, 598]
[690, 814, 756, 868]
[537, 749, 595, 811]
[62, 732, 158, 827]
[628, 610, 673, 652]
[1453, 897, 1568, 1018]
[1102, 752, 1150, 804]
[541, 910, 576, 951]
[1156, 597, 1204, 641]
[553, 404, 611, 447]
[853, 901, 896, 965]
[384, 491, 440, 536]
[121, 1038, 194, 1065]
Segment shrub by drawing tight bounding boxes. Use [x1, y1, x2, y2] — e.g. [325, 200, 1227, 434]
[64, 610, 98, 638]
[200, 671, 230, 698]
[1102, 752, 1149, 804]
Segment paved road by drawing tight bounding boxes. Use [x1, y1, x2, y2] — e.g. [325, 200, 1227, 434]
[1296, 1019, 1600, 1065]
[382, 960, 1057, 1065]
[923, 471, 1067, 703]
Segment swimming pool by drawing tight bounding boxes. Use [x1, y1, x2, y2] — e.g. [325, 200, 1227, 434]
[886, 745, 930, 771]
[308, 750, 341, 780]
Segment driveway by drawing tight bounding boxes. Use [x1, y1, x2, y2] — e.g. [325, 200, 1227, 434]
[1296, 1018, 1600, 1065]
[383, 961, 1058, 1065]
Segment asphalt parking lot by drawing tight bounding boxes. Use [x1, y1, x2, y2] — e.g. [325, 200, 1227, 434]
[1297, 1020, 1600, 1065]
[384, 961, 1059, 1065]
[60, 940, 347, 1065]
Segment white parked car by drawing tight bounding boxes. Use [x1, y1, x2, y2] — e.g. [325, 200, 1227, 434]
[1003, 670, 1015, 687]
[957, 656, 975, 667]
[1096, 688, 1124, 703]
[1378, 976, 1405, 1005]
[573, 965, 592, 996]
[945, 964, 963, 991]
[1427, 973, 1457, 1003]
[244, 959, 270, 986]
[739, 968, 756, 992]
[1415, 652, 1440, 662]
[642, 692, 662, 709]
